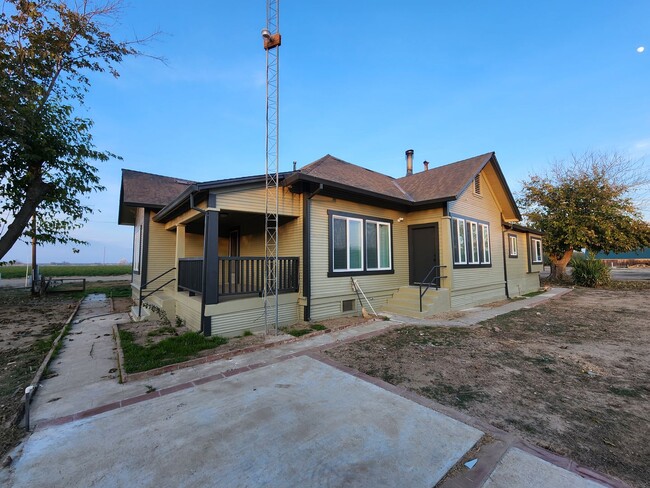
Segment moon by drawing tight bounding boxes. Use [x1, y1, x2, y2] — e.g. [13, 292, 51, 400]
[637, 46, 645, 53]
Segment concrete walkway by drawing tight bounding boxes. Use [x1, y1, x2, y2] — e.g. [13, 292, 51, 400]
[2, 287, 622, 487]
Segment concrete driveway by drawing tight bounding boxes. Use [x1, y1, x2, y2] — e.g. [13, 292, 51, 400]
[5, 355, 481, 488]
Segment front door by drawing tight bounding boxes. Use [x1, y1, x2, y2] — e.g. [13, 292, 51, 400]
[409, 224, 440, 285]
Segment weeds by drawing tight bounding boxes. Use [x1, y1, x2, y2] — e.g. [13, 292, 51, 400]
[119, 330, 228, 373]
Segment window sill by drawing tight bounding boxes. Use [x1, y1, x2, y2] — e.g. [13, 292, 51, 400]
[453, 263, 492, 269]
[328, 270, 395, 278]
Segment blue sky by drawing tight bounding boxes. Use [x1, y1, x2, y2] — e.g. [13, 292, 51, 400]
[5, 0, 650, 263]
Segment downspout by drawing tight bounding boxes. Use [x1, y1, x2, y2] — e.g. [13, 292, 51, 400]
[303, 183, 323, 321]
[501, 217, 510, 299]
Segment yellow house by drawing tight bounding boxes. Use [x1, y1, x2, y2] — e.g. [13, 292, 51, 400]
[118, 151, 543, 336]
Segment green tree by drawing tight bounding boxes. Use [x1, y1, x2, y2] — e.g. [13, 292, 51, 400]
[519, 152, 650, 279]
[0, 0, 152, 259]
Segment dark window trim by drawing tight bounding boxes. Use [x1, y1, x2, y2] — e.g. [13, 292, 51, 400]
[450, 212, 492, 269]
[327, 209, 394, 277]
[508, 233, 519, 258]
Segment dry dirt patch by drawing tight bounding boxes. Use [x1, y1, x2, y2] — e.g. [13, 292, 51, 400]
[326, 287, 650, 488]
[0, 289, 79, 459]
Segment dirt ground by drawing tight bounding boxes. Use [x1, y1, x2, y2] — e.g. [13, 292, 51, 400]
[0, 289, 79, 459]
[326, 287, 650, 488]
[120, 314, 372, 356]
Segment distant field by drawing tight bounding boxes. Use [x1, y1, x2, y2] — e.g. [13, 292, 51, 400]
[0, 264, 132, 279]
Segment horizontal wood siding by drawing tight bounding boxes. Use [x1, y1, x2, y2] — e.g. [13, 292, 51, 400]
[174, 293, 202, 332]
[309, 195, 408, 321]
[208, 294, 300, 337]
[505, 230, 541, 296]
[147, 211, 177, 290]
[215, 185, 301, 216]
[448, 172, 507, 309]
[185, 233, 203, 258]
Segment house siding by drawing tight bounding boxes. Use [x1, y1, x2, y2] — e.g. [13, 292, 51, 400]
[448, 172, 507, 309]
[185, 232, 204, 258]
[130, 207, 145, 297]
[208, 293, 300, 337]
[505, 230, 541, 296]
[215, 185, 301, 216]
[308, 194, 408, 320]
[146, 212, 177, 290]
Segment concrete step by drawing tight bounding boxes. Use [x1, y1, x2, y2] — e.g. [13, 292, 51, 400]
[382, 305, 428, 319]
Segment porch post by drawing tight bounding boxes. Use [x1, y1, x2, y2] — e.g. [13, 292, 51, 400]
[175, 224, 186, 291]
[201, 193, 219, 336]
[440, 215, 454, 292]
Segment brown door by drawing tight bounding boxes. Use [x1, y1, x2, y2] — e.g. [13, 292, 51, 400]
[409, 224, 440, 285]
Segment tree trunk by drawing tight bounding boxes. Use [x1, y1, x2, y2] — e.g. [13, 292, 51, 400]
[549, 249, 573, 280]
[0, 178, 51, 260]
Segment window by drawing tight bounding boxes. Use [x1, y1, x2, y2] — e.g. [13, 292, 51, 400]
[366, 221, 391, 270]
[332, 216, 363, 271]
[329, 211, 393, 275]
[481, 224, 491, 264]
[452, 215, 491, 267]
[531, 238, 543, 263]
[508, 234, 518, 257]
[452, 217, 467, 264]
[342, 299, 355, 312]
[468, 221, 480, 264]
[133, 225, 142, 272]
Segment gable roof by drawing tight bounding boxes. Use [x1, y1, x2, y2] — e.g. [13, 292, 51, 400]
[285, 151, 519, 215]
[299, 155, 411, 201]
[395, 152, 493, 203]
[119, 169, 195, 225]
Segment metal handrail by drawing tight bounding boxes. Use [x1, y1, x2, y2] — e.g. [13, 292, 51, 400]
[415, 265, 447, 312]
[138, 267, 176, 317]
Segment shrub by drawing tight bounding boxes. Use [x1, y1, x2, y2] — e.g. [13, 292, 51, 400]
[572, 254, 611, 287]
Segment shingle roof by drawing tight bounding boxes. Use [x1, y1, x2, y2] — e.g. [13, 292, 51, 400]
[395, 152, 494, 202]
[297, 152, 494, 204]
[299, 155, 411, 200]
[121, 169, 195, 208]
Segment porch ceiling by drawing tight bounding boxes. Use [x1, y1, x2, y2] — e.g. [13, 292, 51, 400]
[184, 210, 298, 236]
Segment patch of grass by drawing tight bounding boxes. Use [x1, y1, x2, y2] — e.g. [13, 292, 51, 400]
[310, 324, 327, 331]
[242, 330, 254, 337]
[0, 264, 132, 279]
[119, 330, 228, 373]
[147, 326, 177, 337]
[609, 386, 642, 398]
[523, 289, 546, 297]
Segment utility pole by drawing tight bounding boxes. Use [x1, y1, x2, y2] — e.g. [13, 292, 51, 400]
[262, 0, 281, 335]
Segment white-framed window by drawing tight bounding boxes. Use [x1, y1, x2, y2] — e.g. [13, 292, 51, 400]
[133, 225, 142, 272]
[366, 220, 391, 270]
[330, 211, 393, 275]
[468, 221, 480, 264]
[531, 238, 543, 263]
[481, 223, 491, 264]
[332, 215, 364, 272]
[508, 234, 518, 257]
[452, 217, 467, 264]
[452, 215, 491, 267]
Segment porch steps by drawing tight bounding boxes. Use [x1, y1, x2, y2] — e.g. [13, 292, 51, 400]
[382, 286, 450, 318]
[131, 291, 176, 322]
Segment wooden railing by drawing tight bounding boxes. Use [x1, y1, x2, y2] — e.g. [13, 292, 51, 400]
[178, 256, 299, 298]
[178, 258, 203, 295]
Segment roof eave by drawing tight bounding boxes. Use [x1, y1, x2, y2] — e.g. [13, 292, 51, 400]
[285, 173, 413, 206]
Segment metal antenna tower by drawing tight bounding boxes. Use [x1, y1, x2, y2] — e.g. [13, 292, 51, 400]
[262, 1, 281, 335]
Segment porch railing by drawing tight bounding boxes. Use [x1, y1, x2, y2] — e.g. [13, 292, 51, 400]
[178, 258, 203, 294]
[414, 265, 447, 313]
[177, 256, 299, 298]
